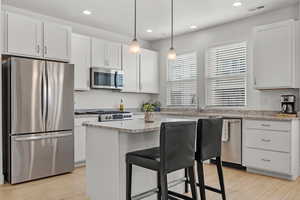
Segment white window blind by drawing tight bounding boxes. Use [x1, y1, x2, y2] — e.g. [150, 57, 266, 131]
[206, 42, 247, 107]
[167, 52, 197, 106]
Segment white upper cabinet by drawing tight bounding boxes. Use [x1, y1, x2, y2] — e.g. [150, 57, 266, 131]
[44, 22, 71, 61]
[71, 34, 91, 91]
[122, 45, 139, 92]
[5, 12, 42, 57]
[140, 49, 159, 94]
[91, 38, 105, 67]
[91, 38, 122, 69]
[3, 11, 71, 61]
[121, 47, 159, 94]
[253, 20, 299, 89]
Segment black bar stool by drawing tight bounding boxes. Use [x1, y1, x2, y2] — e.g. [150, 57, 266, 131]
[126, 121, 198, 200]
[192, 118, 226, 200]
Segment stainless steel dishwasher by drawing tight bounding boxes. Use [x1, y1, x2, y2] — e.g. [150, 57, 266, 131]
[219, 118, 242, 166]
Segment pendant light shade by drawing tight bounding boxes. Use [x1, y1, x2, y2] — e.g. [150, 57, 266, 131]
[168, 47, 176, 60]
[168, 0, 176, 60]
[129, 0, 141, 54]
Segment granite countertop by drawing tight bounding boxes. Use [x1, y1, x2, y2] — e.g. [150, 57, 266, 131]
[82, 117, 195, 134]
[159, 111, 299, 121]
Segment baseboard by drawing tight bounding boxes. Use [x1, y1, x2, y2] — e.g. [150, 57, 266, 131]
[0, 174, 4, 185]
[75, 161, 86, 168]
[247, 168, 296, 181]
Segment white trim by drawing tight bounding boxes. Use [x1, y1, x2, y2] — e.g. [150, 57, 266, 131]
[0, 174, 3, 185]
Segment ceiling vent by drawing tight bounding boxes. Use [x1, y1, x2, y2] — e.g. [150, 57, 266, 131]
[248, 5, 265, 12]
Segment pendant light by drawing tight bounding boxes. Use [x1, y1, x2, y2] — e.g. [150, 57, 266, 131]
[129, 0, 141, 54]
[168, 0, 176, 60]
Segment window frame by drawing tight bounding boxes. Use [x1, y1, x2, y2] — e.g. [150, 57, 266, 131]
[166, 51, 198, 107]
[204, 41, 248, 108]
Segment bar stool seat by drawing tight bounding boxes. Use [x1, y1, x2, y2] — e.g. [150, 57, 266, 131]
[126, 121, 198, 200]
[126, 147, 160, 170]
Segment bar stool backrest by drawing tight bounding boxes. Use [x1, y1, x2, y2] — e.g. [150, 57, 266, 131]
[160, 121, 197, 173]
[196, 118, 223, 161]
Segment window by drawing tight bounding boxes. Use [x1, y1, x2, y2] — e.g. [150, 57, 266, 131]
[167, 52, 197, 106]
[206, 42, 247, 107]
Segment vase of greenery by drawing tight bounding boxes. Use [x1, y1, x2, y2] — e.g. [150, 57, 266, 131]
[143, 104, 155, 123]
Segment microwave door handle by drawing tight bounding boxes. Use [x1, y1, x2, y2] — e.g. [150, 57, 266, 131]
[114, 72, 118, 88]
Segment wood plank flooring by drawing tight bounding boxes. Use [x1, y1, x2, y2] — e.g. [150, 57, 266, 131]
[0, 164, 300, 200]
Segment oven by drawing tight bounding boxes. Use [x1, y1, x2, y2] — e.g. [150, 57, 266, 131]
[90, 67, 124, 89]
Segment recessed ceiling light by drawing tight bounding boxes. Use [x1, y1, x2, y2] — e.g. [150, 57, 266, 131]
[233, 1, 242, 7]
[190, 25, 197, 29]
[83, 10, 92, 15]
[146, 29, 153, 33]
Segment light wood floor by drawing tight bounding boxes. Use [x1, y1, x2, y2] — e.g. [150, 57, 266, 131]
[1, 164, 300, 200]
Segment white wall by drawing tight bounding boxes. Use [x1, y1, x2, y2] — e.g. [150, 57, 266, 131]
[151, 5, 300, 111]
[3, 5, 158, 110]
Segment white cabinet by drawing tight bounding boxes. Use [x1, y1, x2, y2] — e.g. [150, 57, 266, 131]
[74, 117, 98, 166]
[122, 47, 159, 94]
[71, 34, 91, 91]
[253, 20, 299, 89]
[243, 119, 299, 180]
[140, 49, 159, 94]
[122, 45, 139, 92]
[44, 22, 71, 61]
[3, 11, 71, 61]
[5, 12, 42, 57]
[74, 126, 86, 164]
[91, 38, 122, 69]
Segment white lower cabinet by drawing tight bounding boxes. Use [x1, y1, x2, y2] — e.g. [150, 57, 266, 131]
[243, 119, 299, 180]
[74, 117, 98, 166]
[74, 126, 86, 164]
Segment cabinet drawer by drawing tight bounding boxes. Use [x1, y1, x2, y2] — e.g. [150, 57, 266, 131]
[245, 120, 291, 131]
[244, 148, 290, 174]
[245, 129, 290, 153]
[75, 117, 98, 126]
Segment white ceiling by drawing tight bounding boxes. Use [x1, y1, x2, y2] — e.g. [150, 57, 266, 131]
[4, 0, 299, 41]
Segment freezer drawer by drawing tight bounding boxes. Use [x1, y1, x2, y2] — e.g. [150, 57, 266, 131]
[10, 131, 74, 184]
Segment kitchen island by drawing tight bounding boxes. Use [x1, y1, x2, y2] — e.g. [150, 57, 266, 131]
[83, 117, 193, 200]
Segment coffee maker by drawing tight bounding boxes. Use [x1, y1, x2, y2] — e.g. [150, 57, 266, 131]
[281, 95, 296, 114]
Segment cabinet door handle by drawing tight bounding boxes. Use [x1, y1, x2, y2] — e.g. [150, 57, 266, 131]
[44, 46, 48, 55]
[261, 138, 271, 142]
[261, 158, 271, 162]
[261, 124, 271, 127]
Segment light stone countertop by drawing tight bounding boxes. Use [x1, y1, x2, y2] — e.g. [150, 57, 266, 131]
[82, 117, 195, 134]
[159, 111, 299, 121]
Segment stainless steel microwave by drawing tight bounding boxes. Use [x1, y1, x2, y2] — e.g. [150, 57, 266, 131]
[90, 67, 124, 89]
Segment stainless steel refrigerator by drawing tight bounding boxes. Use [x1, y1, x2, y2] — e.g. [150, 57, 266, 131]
[2, 56, 74, 184]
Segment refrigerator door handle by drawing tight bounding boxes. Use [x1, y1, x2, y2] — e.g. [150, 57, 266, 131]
[42, 66, 47, 130]
[14, 132, 73, 141]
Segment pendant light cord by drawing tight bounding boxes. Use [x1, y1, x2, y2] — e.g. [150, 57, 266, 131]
[171, 0, 174, 48]
[134, 0, 137, 40]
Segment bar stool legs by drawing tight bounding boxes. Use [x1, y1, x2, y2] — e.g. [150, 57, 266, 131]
[157, 172, 161, 200]
[216, 157, 226, 200]
[196, 161, 206, 200]
[126, 162, 133, 200]
[196, 158, 226, 200]
[160, 171, 168, 200]
[184, 168, 189, 193]
[188, 167, 198, 199]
